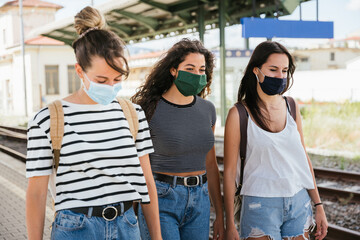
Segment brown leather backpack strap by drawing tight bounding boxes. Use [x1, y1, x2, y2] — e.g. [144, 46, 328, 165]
[234, 102, 248, 187]
[284, 96, 297, 121]
[47, 100, 64, 172]
[117, 97, 139, 140]
[117, 97, 140, 215]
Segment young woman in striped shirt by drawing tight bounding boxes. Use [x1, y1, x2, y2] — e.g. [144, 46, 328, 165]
[25, 7, 161, 240]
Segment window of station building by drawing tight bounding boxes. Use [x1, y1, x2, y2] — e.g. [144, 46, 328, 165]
[45, 65, 59, 95]
[301, 57, 309, 62]
[2, 29, 6, 45]
[330, 52, 335, 61]
[138, 68, 148, 80]
[6, 79, 13, 111]
[68, 65, 80, 93]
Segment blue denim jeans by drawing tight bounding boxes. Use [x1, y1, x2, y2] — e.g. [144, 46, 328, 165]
[138, 179, 210, 240]
[240, 188, 315, 240]
[51, 205, 140, 240]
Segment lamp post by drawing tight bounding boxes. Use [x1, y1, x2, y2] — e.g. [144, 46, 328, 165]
[19, 0, 28, 117]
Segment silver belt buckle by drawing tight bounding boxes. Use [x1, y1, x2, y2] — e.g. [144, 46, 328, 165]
[184, 176, 200, 187]
[102, 206, 118, 221]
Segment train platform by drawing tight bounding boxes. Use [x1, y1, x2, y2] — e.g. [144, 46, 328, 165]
[0, 151, 53, 240]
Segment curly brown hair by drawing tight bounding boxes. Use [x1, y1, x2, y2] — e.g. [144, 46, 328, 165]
[131, 38, 215, 121]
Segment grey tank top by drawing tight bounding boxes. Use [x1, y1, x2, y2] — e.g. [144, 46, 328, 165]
[149, 96, 216, 173]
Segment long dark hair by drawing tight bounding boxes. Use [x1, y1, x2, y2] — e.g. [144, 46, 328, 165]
[72, 6, 129, 76]
[238, 41, 295, 131]
[131, 38, 215, 121]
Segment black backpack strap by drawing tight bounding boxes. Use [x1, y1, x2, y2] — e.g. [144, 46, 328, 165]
[234, 102, 248, 188]
[284, 96, 296, 121]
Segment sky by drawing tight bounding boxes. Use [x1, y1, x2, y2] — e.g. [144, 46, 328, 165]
[2, 0, 360, 50]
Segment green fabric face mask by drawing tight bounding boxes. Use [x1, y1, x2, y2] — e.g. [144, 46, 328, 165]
[174, 70, 207, 96]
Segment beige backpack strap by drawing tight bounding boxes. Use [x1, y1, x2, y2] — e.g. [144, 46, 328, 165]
[117, 97, 139, 140]
[47, 100, 64, 172]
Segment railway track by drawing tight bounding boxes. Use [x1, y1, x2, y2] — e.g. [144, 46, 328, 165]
[0, 125, 27, 134]
[0, 144, 26, 161]
[0, 126, 27, 142]
[209, 223, 360, 240]
[216, 155, 360, 182]
[216, 155, 360, 204]
[325, 224, 360, 240]
[1, 129, 359, 203]
[0, 127, 359, 239]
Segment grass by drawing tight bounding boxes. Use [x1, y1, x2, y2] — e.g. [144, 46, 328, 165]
[301, 101, 360, 155]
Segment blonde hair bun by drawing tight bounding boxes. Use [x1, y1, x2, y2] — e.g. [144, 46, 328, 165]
[74, 6, 106, 35]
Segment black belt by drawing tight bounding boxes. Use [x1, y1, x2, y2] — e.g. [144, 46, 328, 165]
[68, 201, 133, 221]
[153, 172, 207, 187]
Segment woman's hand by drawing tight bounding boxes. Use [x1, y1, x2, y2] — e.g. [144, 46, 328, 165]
[139, 155, 162, 240]
[212, 217, 225, 240]
[225, 224, 240, 240]
[206, 124, 225, 240]
[314, 205, 328, 240]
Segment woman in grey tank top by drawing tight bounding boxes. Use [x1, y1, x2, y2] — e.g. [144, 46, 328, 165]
[223, 41, 328, 240]
[132, 38, 224, 240]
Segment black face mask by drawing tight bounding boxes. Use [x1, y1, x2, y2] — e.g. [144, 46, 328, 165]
[256, 68, 287, 96]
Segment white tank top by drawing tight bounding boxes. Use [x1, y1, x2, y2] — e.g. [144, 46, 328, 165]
[240, 109, 315, 197]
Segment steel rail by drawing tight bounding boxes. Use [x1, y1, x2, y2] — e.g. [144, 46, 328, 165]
[216, 156, 360, 184]
[326, 223, 360, 240]
[314, 167, 360, 183]
[0, 128, 27, 142]
[0, 144, 26, 163]
[209, 224, 360, 240]
[318, 186, 360, 204]
[216, 156, 360, 203]
[0, 125, 27, 134]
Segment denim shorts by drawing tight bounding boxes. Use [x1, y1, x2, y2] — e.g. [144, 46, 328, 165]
[51, 205, 140, 240]
[240, 188, 315, 240]
[138, 179, 210, 240]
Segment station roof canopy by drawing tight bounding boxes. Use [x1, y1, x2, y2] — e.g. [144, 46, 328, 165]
[31, 0, 309, 45]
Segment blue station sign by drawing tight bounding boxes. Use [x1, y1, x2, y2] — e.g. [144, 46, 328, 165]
[241, 17, 334, 39]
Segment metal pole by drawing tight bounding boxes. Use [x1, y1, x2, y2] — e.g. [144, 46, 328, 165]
[198, 3, 205, 43]
[19, 0, 28, 117]
[248, 0, 255, 51]
[252, 0, 256, 17]
[299, 0, 302, 21]
[316, 0, 319, 21]
[219, 0, 226, 126]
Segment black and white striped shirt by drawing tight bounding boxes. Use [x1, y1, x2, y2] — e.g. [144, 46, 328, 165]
[26, 100, 153, 211]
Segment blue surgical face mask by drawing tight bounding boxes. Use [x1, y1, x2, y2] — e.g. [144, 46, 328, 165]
[82, 72, 122, 105]
[255, 68, 287, 96]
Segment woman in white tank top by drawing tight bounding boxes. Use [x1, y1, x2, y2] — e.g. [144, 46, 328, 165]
[223, 41, 328, 240]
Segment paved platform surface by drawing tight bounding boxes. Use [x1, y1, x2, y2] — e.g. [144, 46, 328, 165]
[0, 152, 53, 239]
